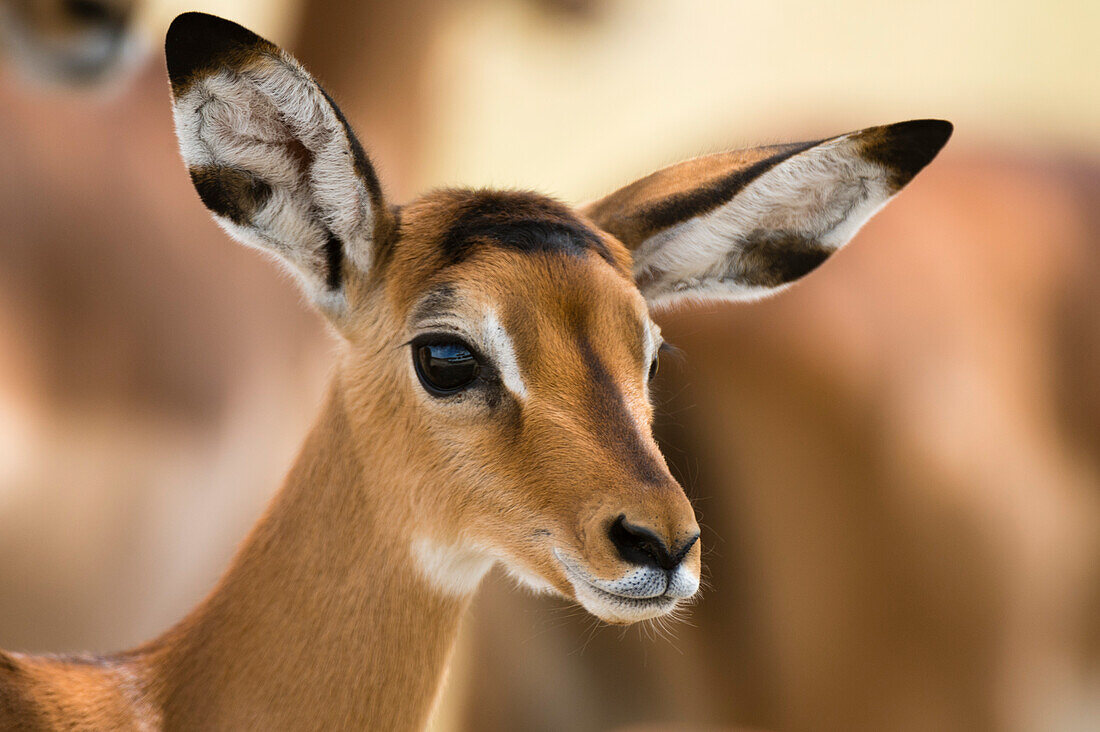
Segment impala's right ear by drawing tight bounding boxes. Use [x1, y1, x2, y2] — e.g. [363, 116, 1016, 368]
[165, 12, 392, 314]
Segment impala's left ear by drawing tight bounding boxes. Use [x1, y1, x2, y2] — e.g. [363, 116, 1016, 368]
[582, 120, 952, 309]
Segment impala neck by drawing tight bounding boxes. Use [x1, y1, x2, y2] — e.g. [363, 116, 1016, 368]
[147, 380, 471, 730]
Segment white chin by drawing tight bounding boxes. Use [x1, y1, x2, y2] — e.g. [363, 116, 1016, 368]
[574, 581, 680, 624]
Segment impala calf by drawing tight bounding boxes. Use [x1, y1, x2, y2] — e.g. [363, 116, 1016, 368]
[0, 12, 950, 730]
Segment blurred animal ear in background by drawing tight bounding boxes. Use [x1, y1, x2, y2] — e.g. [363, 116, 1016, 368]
[165, 12, 393, 316]
[583, 120, 951, 309]
[0, 0, 146, 86]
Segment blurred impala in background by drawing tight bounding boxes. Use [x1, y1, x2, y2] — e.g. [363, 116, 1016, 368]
[0, 1, 1096, 730]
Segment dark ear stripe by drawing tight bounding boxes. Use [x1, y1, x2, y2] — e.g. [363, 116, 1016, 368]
[322, 229, 344, 291]
[589, 139, 820, 251]
[188, 165, 272, 226]
[191, 165, 346, 291]
[316, 85, 393, 247]
[635, 230, 833, 295]
[634, 140, 820, 235]
[860, 119, 953, 189]
[165, 12, 276, 96]
[439, 191, 615, 267]
[316, 87, 385, 209]
[733, 231, 832, 287]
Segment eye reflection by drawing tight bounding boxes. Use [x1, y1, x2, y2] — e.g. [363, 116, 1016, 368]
[413, 338, 481, 396]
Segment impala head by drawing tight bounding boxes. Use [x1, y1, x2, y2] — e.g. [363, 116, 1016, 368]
[165, 13, 950, 624]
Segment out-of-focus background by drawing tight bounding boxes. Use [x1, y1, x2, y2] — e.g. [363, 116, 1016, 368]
[0, 0, 1097, 730]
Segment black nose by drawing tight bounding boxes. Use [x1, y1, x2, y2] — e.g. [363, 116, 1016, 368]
[608, 515, 698, 571]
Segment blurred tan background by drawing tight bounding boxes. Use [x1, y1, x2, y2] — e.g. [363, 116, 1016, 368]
[0, 1, 1097, 730]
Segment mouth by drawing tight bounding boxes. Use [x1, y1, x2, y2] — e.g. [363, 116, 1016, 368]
[575, 577, 680, 617]
[553, 549, 684, 624]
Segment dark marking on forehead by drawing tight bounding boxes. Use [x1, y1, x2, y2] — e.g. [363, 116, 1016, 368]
[438, 190, 613, 267]
[577, 337, 665, 485]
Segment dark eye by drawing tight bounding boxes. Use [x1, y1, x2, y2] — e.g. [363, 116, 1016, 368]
[648, 353, 659, 381]
[413, 337, 481, 396]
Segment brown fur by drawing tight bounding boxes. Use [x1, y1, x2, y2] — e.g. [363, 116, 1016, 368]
[0, 185, 701, 729]
[0, 5, 1090, 731]
[0, 115, 944, 729]
[0, 13, 950, 730]
[458, 154, 1100, 732]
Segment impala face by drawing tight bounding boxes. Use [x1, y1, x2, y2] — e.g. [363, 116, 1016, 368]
[364, 190, 700, 623]
[165, 13, 950, 625]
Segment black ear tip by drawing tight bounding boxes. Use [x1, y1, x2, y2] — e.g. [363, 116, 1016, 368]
[862, 118, 954, 188]
[165, 12, 265, 92]
[166, 11, 218, 35]
[891, 118, 953, 150]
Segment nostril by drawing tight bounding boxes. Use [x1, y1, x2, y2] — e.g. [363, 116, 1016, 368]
[608, 515, 691, 571]
[673, 532, 700, 564]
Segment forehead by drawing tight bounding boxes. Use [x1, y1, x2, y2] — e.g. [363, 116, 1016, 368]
[413, 251, 647, 336]
[386, 188, 636, 316]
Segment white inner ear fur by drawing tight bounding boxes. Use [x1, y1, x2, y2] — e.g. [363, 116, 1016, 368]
[633, 134, 895, 308]
[172, 51, 375, 307]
